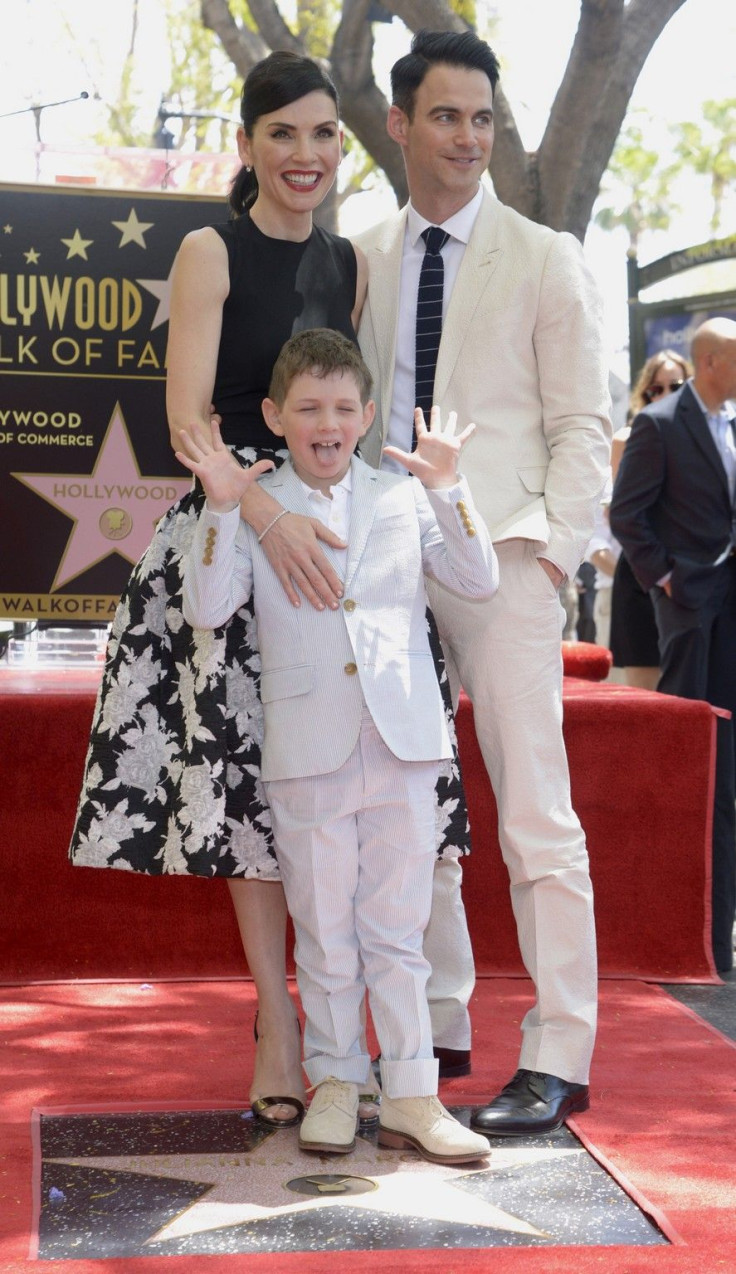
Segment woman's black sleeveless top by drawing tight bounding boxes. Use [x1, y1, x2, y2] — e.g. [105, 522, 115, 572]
[211, 215, 358, 450]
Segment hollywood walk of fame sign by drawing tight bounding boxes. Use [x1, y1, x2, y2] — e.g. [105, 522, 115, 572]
[0, 183, 228, 620]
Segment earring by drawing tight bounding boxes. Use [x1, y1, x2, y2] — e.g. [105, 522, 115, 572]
[245, 165, 252, 173]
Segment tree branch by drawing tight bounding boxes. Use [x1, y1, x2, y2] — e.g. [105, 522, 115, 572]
[539, 0, 687, 238]
[246, 0, 302, 52]
[200, 0, 269, 76]
[331, 0, 408, 202]
[488, 85, 534, 215]
[380, 0, 464, 31]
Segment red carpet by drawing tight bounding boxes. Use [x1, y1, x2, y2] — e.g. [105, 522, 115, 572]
[0, 678, 719, 983]
[1, 978, 736, 1272]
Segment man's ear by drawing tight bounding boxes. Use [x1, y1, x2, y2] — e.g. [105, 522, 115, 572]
[359, 400, 376, 437]
[261, 398, 285, 437]
[387, 105, 409, 147]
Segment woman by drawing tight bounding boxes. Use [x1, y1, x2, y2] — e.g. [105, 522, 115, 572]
[69, 52, 364, 1126]
[610, 348, 692, 688]
[70, 50, 468, 1128]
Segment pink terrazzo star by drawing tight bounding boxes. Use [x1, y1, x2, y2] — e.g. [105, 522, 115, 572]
[14, 403, 192, 589]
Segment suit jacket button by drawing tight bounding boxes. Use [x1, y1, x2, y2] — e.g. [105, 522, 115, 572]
[344, 662, 358, 675]
[343, 598, 357, 612]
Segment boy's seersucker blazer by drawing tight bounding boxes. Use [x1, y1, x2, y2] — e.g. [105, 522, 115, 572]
[183, 454, 498, 781]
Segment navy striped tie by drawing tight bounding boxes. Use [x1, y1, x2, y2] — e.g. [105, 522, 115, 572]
[415, 225, 450, 442]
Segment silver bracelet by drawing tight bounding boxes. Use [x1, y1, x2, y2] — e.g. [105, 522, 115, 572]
[257, 508, 288, 544]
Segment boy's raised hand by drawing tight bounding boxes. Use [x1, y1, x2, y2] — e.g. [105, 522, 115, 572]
[382, 406, 476, 489]
[175, 421, 274, 513]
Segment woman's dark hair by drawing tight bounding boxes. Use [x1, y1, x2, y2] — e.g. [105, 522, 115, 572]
[391, 30, 500, 120]
[229, 51, 339, 215]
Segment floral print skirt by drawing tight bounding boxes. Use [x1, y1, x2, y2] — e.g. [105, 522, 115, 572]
[69, 449, 469, 879]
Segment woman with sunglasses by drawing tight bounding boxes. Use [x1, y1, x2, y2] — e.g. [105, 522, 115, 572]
[609, 349, 692, 687]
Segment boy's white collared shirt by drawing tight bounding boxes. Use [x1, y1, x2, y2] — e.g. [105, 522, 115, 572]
[298, 469, 351, 568]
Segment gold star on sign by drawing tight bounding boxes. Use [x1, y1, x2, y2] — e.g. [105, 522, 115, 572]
[24, 247, 40, 264]
[112, 207, 154, 248]
[61, 228, 93, 260]
[3, 224, 12, 234]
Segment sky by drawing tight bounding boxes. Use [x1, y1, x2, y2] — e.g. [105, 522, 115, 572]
[1, 0, 735, 365]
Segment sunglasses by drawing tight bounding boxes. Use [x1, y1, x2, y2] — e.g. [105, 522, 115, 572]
[644, 380, 684, 402]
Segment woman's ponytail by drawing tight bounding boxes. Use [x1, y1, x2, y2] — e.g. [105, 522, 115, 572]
[229, 166, 258, 217]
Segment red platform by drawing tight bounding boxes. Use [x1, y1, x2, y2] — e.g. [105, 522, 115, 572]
[0, 655, 719, 984]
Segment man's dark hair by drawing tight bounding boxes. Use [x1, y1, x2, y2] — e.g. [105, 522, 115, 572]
[391, 30, 500, 119]
[269, 329, 373, 407]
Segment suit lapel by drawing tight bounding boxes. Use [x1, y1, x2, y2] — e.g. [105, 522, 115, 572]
[365, 209, 407, 434]
[263, 459, 312, 515]
[678, 385, 730, 497]
[434, 191, 502, 403]
[344, 456, 380, 590]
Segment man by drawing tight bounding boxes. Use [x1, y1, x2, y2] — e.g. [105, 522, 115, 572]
[356, 29, 611, 1136]
[611, 317, 736, 974]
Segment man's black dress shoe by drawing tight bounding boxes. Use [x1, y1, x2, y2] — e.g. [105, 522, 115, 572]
[371, 1048, 471, 1082]
[471, 1069, 589, 1136]
[434, 1047, 471, 1079]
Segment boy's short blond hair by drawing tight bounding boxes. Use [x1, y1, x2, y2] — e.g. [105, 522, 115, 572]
[269, 328, 373, 407]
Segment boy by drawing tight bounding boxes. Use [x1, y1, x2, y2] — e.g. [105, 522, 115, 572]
[178, 329, 496, 1164]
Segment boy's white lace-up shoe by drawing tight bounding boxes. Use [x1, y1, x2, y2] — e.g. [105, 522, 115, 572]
[299, 1078, 359, 1154]
[378, 1095, 491, 1164]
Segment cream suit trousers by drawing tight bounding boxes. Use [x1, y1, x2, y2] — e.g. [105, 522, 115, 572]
[428, 539, 598, 1084]
[265, 711, 441, 1099]
[423, 856, 475, 1051]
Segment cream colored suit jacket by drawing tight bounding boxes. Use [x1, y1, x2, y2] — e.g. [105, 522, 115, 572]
[182, 455, 497, 781]
[356, 189, 612, 581]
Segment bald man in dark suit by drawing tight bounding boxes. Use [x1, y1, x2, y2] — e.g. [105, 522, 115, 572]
[611, 317, 736, 973]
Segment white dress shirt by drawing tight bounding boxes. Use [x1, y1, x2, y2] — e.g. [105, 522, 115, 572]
[690, 381, 736, 503]
[382, 186, 484, 475]
[298, 470, 351, 573]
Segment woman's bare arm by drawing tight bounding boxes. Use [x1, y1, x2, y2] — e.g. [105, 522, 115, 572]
[166, 228, 229, 451]
[168, 226, 347, 609]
